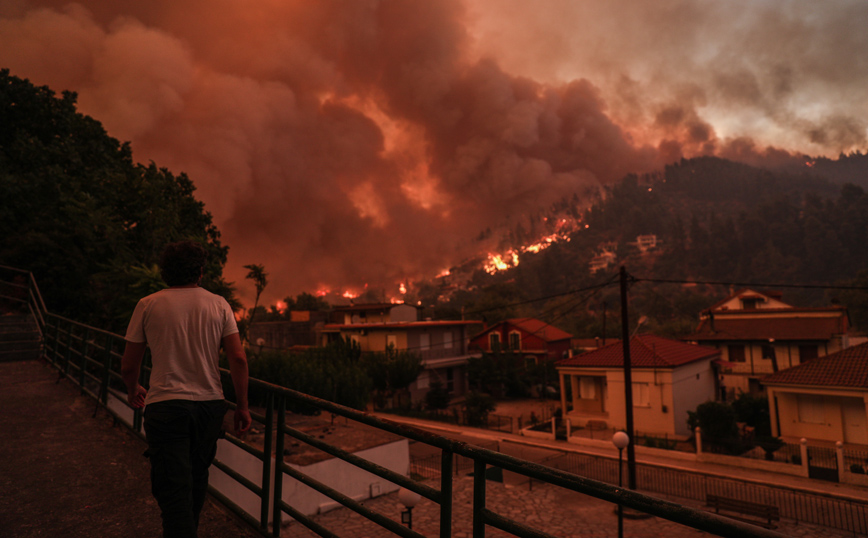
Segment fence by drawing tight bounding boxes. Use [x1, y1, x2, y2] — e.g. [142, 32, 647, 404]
[525, 450, 868, 535]
[844, 446, 868, 474]
[3, 266, 795, 538]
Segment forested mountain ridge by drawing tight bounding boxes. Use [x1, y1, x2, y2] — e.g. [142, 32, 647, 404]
[423, 154, 868, 338]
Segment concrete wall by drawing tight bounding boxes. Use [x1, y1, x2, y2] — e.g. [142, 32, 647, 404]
[209, 438, 409, 523]
[670, 359, 716, 437]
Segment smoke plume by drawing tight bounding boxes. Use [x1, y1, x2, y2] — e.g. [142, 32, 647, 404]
[2, 1, 866, 305]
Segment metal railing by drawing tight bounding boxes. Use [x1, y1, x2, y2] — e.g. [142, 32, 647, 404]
[4, 267, 789, 538]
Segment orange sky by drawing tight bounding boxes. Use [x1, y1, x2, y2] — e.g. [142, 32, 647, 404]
[1, 1, 866, 306]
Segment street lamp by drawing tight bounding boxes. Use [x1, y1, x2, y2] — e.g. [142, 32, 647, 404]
[399, 487, 421, 530]
[612, 431, 630, 538]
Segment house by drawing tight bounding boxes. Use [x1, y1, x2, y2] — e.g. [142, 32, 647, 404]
[330, 302, 420, 324]
[763, 342, 868, 445]
[589, 251, 617, 273]
[632, 234, 658, 253]
[248, 310, 329, 349]
[556, 335, 720, 438]
[321, 318, 483, 405]
[469, 318, 573, 364]
[686, 289, 850, 400]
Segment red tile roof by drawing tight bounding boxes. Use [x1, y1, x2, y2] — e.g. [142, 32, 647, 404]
[472, 318, 573, 342]
[557, 335, 719, 368]
[688, 311, 848, 342]
[762, 342, 868, 388]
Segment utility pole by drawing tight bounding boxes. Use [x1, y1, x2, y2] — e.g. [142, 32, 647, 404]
[619, 266, 637, 489]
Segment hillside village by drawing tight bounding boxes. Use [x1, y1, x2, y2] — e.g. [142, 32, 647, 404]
[249, 286, 868, 476]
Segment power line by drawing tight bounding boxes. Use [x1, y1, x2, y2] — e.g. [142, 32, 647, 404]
[633, 276, 868, 291]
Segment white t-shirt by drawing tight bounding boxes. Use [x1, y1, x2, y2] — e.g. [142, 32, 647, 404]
[125, 287, 239, 405]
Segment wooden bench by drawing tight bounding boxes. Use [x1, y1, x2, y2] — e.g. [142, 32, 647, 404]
[706, 494, 780, 529]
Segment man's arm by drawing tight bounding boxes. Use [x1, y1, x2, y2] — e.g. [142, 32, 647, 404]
[121, 341, 148, 408]
[223, 332, 251, 437]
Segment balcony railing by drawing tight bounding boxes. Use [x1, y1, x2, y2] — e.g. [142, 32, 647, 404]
[3, 266, 788, 538]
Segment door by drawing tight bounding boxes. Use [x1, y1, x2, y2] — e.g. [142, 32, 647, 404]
[842, 398, 868, 445]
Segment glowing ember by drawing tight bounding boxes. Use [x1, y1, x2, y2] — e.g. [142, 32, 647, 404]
[437, 269, 451, 278]
[274, 300, 287, 313]
[315, 288, 330, 297]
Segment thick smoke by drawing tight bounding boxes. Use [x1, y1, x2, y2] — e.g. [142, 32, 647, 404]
[2, 1, 866, 305]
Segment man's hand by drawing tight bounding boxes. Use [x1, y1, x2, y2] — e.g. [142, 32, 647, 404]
[127, 385, 147, 409]
[234, 407, 252, 438]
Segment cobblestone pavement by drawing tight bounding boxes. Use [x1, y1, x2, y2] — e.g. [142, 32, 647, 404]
[280, 475, 856, 538]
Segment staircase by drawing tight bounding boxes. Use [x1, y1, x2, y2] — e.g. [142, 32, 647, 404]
[0, 314, 42, 362]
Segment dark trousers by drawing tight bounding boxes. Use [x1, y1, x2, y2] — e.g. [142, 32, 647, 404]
[144, 399, 227, 538]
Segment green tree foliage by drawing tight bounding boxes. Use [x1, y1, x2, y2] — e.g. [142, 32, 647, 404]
[361, 345, 423, 408]
[464, 391, 496, 426]
[731, 391, 772, 437]
[0, 70, 235, 329]
[688, 401, 743, 454]
[244, 339, 371, 413]
[425, 379, 451, 410]
[467, 349, 527, 398]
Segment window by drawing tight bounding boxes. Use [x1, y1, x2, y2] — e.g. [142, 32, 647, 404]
[446, 368, 454, 392]
[741, 298, 760, 310]
[799, 345, 818, 362]
[508, 331, 521, 350]
[417, 371, 430, 389]
[524, 357, 537, 369]
[419, 333, 430, 351]
[387, 334, 397, 349]
[489, 332, 500, 349]
[761, 344, 775, 361]
[443, 331, 453, 349]
[728, 345, 746, 363]
[797, 395, 826, 424]
[579, 377, 596, 399]
[632, 383, 650, 407]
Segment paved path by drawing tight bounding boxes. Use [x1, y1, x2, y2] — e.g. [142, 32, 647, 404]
[0, 359, 262, 538]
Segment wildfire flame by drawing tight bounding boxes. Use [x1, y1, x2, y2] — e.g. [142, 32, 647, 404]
[274, 300, 287, 313]
[399, 282, 407, 294]
[343, 290, 359, 299]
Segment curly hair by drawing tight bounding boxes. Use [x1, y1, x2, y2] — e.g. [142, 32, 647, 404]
[159, 241, 207, 286]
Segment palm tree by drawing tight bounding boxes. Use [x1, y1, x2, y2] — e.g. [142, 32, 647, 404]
[243, 264, 268, 335]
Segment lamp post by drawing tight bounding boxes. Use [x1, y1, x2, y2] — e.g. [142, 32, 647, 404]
[399, 487, 421, 530]
[612, 431, 630, 538]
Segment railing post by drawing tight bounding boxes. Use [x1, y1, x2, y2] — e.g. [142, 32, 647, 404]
[261, 393, 274, 532]
[836, 441, 845, 483]
[63, 319, 74, 376]
[473, 459, 486, 538]
[440, 449, 453, 538]
[80, 327, 91, 393]
[95, 334, 114, 418]
[272, 396, 286, 537]
[800, 438, 809, 477]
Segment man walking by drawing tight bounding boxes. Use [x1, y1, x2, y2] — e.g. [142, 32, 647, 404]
[122, 241, 251, 538]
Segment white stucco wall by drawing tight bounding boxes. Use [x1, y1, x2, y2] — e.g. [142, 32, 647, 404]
[210, 438, 409, 523]
[670, 359, 716, 437]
